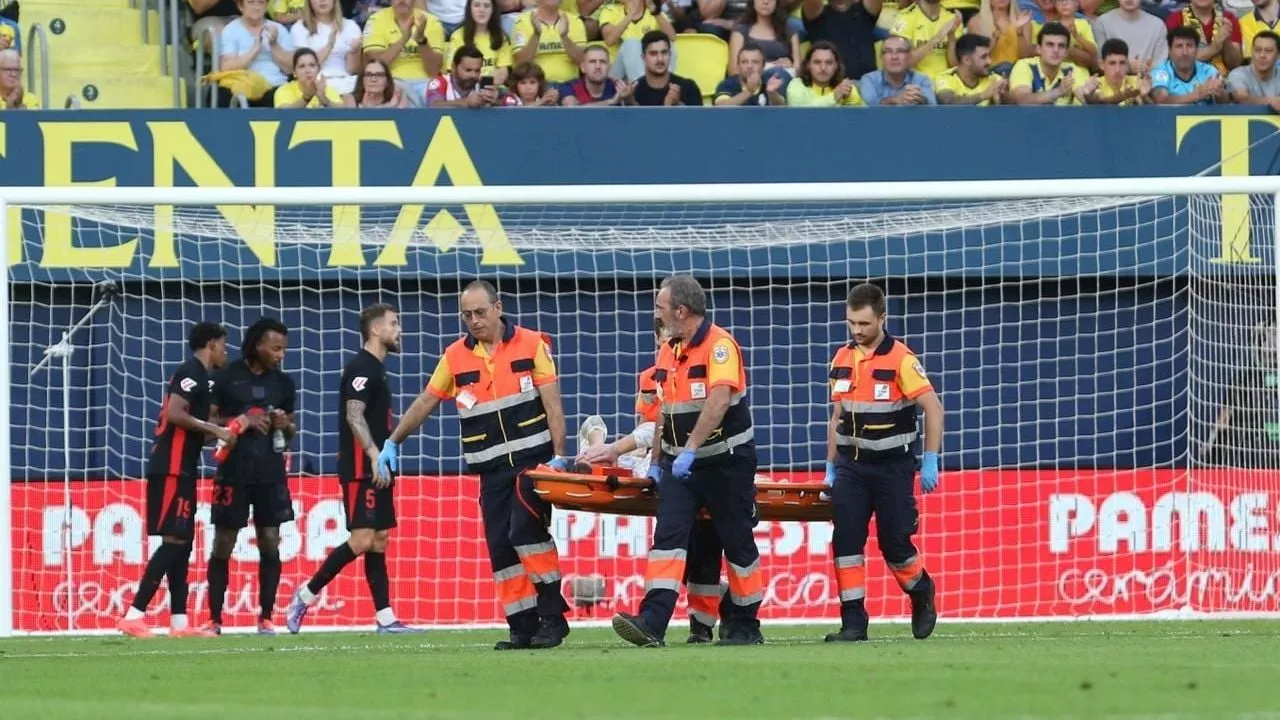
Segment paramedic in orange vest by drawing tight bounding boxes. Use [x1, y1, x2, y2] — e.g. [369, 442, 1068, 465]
[581, 321, 729, 644]
[824, 283, 943, 642]
[612, 275, 764, 647]
[377, 280, 574, 651]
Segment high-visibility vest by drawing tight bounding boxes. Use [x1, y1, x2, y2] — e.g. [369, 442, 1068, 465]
[444, 323, 553, 474]
[830, 334, 922, 461]
[635, 365, 660, 424]
[654, 318, 754, 463]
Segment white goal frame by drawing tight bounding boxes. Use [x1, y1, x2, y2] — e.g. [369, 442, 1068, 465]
[1, 176, 1278, 637]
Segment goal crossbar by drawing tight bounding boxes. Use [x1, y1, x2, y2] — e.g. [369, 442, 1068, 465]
[1, 176, 1280, 206]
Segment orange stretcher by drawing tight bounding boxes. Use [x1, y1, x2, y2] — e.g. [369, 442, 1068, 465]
[526, 466, 832, 521]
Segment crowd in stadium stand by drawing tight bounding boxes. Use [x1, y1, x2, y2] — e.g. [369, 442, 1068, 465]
[1, 0, 1279, 108]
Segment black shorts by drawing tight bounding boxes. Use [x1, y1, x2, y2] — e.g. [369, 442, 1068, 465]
[146, 473, 197, 538]
[342, 479, 397, 531]
[210, 481, 295, 530]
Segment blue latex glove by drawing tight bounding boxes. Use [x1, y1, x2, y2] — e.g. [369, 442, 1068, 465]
[920, 452, 940, 494]
[645, 464, 664, 488]
[548, 456, 571, 472]
[823, 461, 837, 488]
[377, 439, 399, 477]
[672, 449, 696, 480]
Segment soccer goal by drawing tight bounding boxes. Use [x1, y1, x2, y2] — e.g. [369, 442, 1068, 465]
[2, 178, 1279, 637]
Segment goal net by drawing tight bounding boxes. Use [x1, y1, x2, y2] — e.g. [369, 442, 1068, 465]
[3, 182, 1279, 635]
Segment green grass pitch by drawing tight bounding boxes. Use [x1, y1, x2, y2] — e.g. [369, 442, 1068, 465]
[1, 621, 1276, 719]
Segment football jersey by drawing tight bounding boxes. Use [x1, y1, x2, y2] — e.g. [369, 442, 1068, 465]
[338, 349, 393, 483]
[211, 358, 297, 484]
[147, 357, 214, 479]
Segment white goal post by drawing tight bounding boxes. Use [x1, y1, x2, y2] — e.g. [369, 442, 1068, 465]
[2, 176, 1280, 637]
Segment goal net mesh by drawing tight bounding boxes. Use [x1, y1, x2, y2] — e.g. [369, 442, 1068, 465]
[6, 191, 1279, 633]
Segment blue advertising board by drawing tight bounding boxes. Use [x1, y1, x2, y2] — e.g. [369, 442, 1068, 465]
[1, 107, 1276, 478]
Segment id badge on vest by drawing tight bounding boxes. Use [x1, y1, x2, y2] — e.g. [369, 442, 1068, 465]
[833, 379, 851, 394]
[874, 383, 892, 400]
[691, 382, 707, 400]
[457, 389, 477, 409]
[520, 375, 534, 393]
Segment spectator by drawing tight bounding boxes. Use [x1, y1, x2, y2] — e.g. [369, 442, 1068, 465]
[859, 34, 939, 103]
[353, 0, 396, 25]
[291, 0, 364, 94]
[220, 0, 298, 106]
[513, 0, 589, 69]
[434, 0, 472, 36]
[1242, 0, 1280, 62]
[968, 0, 1033, 74]
[188, 0, 243, 32]
[0, 15, 19, 54]
[936, 33, 1006, 103]
[559, 44, 636, 104]
[716, 44, 788, 103]
[448, 0, 514, 86]
[1032, 0, 1096, 69]
[890, 0, 964, 79]
[352, 57, 411, 105]
[1166, 0, 1242, 74]
[1152, 25, 1229, 103]
[600, 0, 678, 81]
[0, 49, 38, 109]
[785, 40, 863, 104]
[1094, 0, 1169, 69]
[1228, 30, 1280, 107]
[1008, 21, 1081, 103]
[631, 30, 703, 104]
[275, 47, 349, 105]
[428, 44, 502, 105]
[271, 0, 307, 24]
[729, 0, 801, 81]
[502, 60, 562, 102]
[1079, 37, 1151, 102]
[802, 0, 880, 80]
[684, 0, 752, 39]
[363, 0, 447, 106]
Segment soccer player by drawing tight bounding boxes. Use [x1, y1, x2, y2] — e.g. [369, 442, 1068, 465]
[118, 322, 232, 639]
[204, 317, 298, 635]
[286, 303, 422, 634]
[823, 283, 943, 642]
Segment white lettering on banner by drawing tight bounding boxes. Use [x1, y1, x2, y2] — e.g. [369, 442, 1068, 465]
[1048, 491, 1279, 555]
[41, 499, 351, 567]
[1057, 563, 1280, 608]
[51, 577, 346, 626]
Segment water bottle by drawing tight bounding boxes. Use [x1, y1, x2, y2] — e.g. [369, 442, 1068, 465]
[269, 405, 287, 453]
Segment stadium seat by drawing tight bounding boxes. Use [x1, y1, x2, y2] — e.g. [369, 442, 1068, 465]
[673, 34, 728, 100]
[534, 51, 580, 84]
[54, 46, 163, 78]
[20, 3, 161, 48]
[55, 74, 181, 109]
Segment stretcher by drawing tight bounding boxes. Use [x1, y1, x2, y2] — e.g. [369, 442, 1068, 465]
[526, 467, 832, 521]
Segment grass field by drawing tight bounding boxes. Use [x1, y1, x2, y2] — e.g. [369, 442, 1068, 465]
[1, 620, 1277, 719]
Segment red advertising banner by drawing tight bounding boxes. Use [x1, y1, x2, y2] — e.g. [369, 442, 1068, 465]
[10, 469, 1280, 632]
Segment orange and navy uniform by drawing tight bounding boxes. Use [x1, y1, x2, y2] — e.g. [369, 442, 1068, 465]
[636, 365, 660, 424]
[653, 320, 755, 465]
[827, 332, 933, 601]
[635, 317, 763, 638]
[424, 319, 565, 622]
[829, 333, 933, 463]
[426, 320, 557, 474]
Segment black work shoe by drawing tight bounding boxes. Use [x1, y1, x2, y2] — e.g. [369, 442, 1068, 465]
[687, 619, 714, 644]
[714, 623, 763, 646]
[612, 612, 665, 648]
[823, 627, 869, 643]
[529, 615, 571, 649]
[910, 584, 938, 640]
[494, 633, 532, 650]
